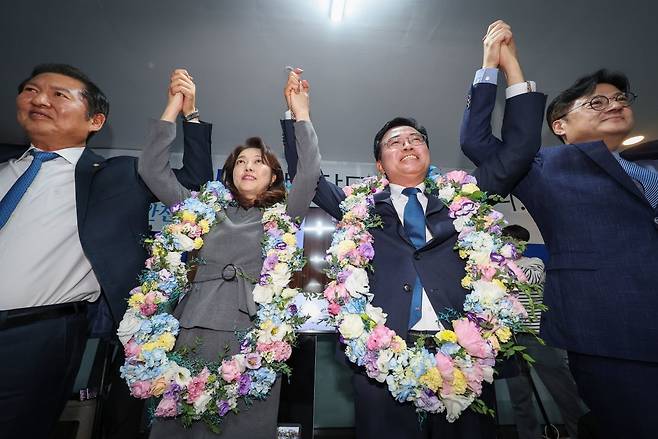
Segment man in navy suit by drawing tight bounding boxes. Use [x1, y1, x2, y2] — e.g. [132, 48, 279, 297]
[283, 54, 545, 436]
[0, 64, 213, 438]
[460, 20, 658, 439]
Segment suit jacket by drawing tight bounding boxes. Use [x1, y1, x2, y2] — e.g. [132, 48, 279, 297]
[461, 82, 658, 363]
[0, 121, 213, 335]
[282, 89, 545, 341]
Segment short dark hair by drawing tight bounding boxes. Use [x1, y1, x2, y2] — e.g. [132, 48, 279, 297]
[373, 116, 429, 160]
[18, 63, 110, 140]
[546, 69, 629, 142]
[502, 224, 530, 242]
[221, 137, 286, 208]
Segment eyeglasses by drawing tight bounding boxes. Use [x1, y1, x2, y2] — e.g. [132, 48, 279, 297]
[556, 91, 637, 119]
[383, 133, 427, 150]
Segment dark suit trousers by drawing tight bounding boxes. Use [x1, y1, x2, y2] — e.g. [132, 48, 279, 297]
[0, 310, 87, 439]
[568, 352, 658, 439]
[352, 372, 496, 439]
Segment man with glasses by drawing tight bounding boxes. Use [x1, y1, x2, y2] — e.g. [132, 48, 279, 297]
[461, 20, 658, 439]
[283, 63, 545, 437]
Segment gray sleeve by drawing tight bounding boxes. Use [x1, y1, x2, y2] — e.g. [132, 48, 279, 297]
[285, 120, 322, 221]
[137, 119, 192, 208]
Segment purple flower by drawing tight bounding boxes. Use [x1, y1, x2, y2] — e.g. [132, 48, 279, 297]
[275, 241, 288, 250]
[357, 243, 374, 259]
[163, 383, 181, 400]
[337, 270, 350, 283]
[288, 304, 298, 316]
[263, 254, 278, 271]
[489, 253, 505, 264]
[238, 374, 252, 396]
[217, 400, 230, 417]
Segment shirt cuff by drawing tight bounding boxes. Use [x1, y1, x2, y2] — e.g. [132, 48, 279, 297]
[505, 81, 537, 99]
[283, 110, 293, 120]
[473, 68, 499, 85]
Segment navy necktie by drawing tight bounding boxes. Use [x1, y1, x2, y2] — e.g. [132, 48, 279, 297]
[616, 156, 658, 208]
[402, 187, 425, 328]
[0, 150, 59, 229]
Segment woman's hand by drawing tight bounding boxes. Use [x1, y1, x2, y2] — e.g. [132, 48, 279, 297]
[284, 67, 310, 121]
[161, 69, 198, 122]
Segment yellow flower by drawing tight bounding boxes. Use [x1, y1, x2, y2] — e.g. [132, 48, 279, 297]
[150, 377, 167, 396]
[193, 237, 204, 250]
[141, 341, 157, 352]
[452, 369, 467, 395]
[128, 293, 145, 308]
[459, 250, 468, 259]
[492, 279, 507, 293]
[337, 240, 356, 256]
[495, 326, 512, 343]
[156, 333, 176, 350]
[181, 211, 197, 223]
[419, 367, 443, 392]
[198, 219, 210, 234]
[437, 329, 458, 343]
[461, 275, 472, 288]
[461, 183, 480, 195]
[282, 233, 296, 247]
[390, 336, 407, 353]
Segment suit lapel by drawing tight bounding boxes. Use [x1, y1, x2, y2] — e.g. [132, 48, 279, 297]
[374, 188, 415, 247]
[424, 194, 446, 237]
[75, 148, 106, 227]
[575, 141, 647, 204]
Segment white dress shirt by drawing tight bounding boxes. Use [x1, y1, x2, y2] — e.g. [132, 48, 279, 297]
[389, 183, 442, 331]
[0, 146, 100, 309]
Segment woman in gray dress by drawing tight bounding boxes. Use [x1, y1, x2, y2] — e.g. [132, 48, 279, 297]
[140, 69, 320, 438]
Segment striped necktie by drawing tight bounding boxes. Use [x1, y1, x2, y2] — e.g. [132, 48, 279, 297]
[0, 150, 59, 229]
[615, 156, 658, 208]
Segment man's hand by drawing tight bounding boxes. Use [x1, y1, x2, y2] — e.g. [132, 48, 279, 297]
[284, 67, 310, 122]
[483, 20, 525, 86]
[161, 69, 198, 122]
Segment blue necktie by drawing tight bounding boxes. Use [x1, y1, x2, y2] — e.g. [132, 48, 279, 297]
[0, 150, 59, 229]
[402, 187, 426, 328]
[616, 156, 658, 209]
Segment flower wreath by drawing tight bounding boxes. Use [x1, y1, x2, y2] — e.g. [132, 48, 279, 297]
[117, 180, 307, 432]
[324, 169, 540, 422]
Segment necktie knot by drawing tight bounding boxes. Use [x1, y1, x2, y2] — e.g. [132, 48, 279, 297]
[402, 187, 420, 197]
[31, 150, 59, 163]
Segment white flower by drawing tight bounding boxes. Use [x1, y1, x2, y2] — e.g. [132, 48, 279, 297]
[365, 304, 387, 325]
[117, 309, 142, 345]
[452, 216, 469, 232]
[471, 279, 507, 306]
[270, 263, 291, 288]
[252, 284, 274, 304]
[339, 314, 365, 339]
[443, 394, 474, 422]
[438, 186, 456, 202]
[482, 365, 494, 383]
[165, 251, 183, 268]
[344, 267, 370, 297]
[470, 232, 495, 253]
[281, 288, 298, 299]
[172, 231, 196, 252]
[469, 250, 491, 266]
[193, 391, 213, 414]
[163, 361, 192, 387]
[373, 349, 394, 383]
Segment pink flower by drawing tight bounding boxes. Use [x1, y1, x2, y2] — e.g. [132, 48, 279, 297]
[444, 170, 469, 184]
[343, 186, 354, 196]
[140, 292, 158, 317]
[272, 341, 292, 361]
[245, 352, 262, 369]
[508, 295, 529, 319]
[506, 260, 528, 282]
[124, 339, 141, 358]
[220, 359, 242, 383]
[327, 302, 341, 316]
[462, 363, 484, 394]
[453, 318, 492, 359]
[449, 197, 478, 218]
[352, 203, 367, 218]
[324, 281, 348, 301]
[130, 380, 152, 398]
[186, 367, 210, 402]
[154, 396, 178, 417]
[479, 265, 497, 281]
[435, 351, 455, 379]
[366, 325, 394, 350]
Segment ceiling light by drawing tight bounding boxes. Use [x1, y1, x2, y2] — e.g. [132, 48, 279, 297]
[622, 135, 645, 146]
[330, 0, 346, 23]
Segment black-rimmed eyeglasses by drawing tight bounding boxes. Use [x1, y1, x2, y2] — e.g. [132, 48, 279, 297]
[556, 92, 637, 120]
